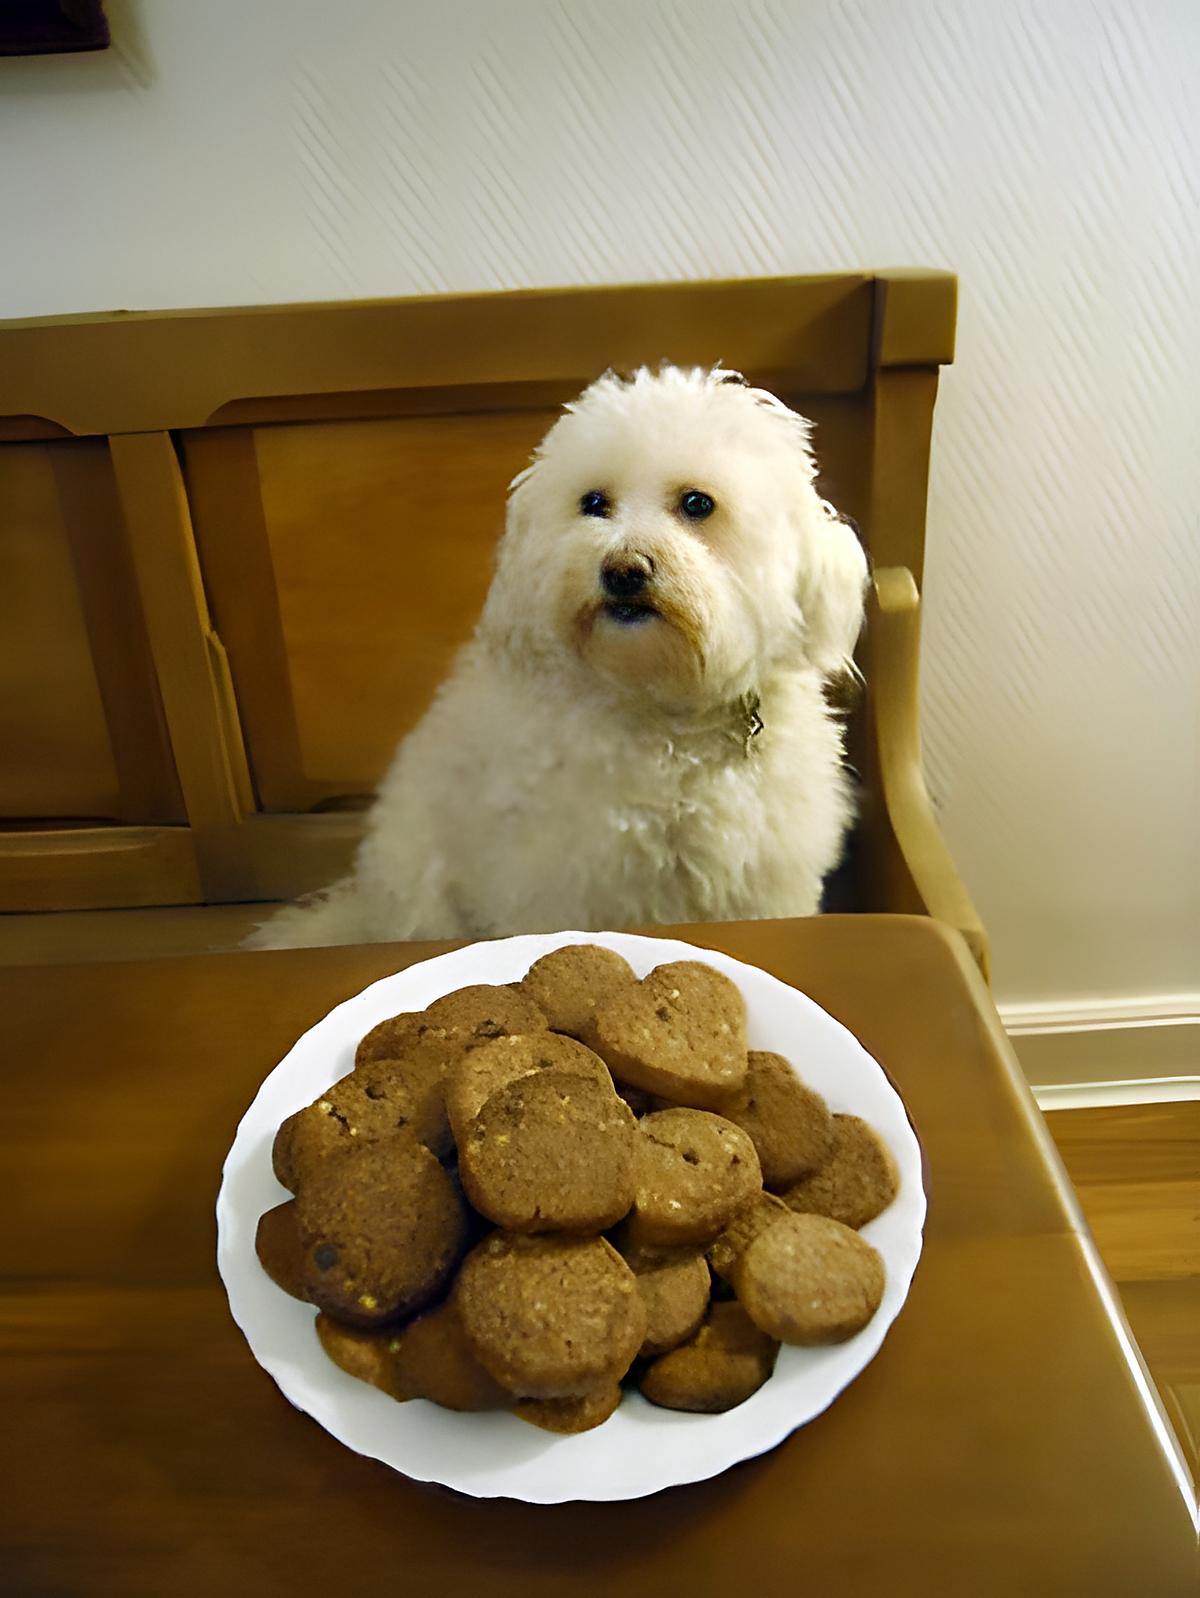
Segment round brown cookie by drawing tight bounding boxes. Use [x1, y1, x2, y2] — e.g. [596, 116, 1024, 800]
[255, 1200, 310, 1301]
[353, 1010, 428, 1069]
[779, 1113, 899, 1228]
[355, 1049, 453, 1158]
[639, 1302, 779, 1413]
[354, 984, 547, 1069]
[296, 1135, 467, 1327]
[627, 1108, 761, 1246]
[732, 1211, 885, 1344]
[724, 1052, 833, 1189]
[444, 1032, 615, 1146]
[274, 1052, 450, 1190]
[583, 960, 747, 1110]
[455, 1232, 645, 1398]
[707, 1190, 791, 1283]
[459, 1071, 637, 1233]
[617, 1241, 711, 1358]
[389, 1300, 510, 1411]
[272, 1110, 310, 1191]
[514, 1383, 623, 1434]
[424, 983, 550, 1042]
[518, 944, 637, 1039]
[315, 1312, 414, 1401]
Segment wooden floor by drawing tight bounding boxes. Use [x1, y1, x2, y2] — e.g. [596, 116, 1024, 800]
[1046, 1100, 1200, 1487]
[2, 907, 1196, 1488]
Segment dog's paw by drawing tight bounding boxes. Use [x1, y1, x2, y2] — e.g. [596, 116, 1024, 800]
[240, 882, 363, 951]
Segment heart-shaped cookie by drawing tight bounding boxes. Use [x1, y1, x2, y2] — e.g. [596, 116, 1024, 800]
[518, 943, 638, 1038]
[583, 960, 748, 1109]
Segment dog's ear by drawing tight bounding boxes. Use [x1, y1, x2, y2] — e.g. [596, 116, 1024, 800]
[797, 502, 869, 678]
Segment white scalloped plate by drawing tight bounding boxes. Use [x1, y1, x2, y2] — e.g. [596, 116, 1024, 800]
[217, 930, 926, 1503]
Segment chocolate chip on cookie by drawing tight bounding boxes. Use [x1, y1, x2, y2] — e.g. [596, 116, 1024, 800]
[455, 1232, 645, 1398]
[732, 1211, 885, 1344]
[584, 961, 747, 1110]
[779, 1113, 899, 1228]
[519, 944, 637, 1039]
[458, 1070, 637, 1233]
[627, 1107, 761, 1246]
[724, 1051, 833, 1189]
[639, 1301, 779, 1413]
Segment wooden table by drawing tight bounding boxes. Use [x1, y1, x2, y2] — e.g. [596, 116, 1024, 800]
[2, 916, 1195, 1596]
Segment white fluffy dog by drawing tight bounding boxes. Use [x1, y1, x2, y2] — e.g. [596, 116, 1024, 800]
[248, 366, 867, 950]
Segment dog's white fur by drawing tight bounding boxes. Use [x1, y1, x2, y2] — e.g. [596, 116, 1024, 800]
[247, 366, 867, 950]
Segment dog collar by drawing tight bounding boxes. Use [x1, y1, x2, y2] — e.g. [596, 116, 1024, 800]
[734, 692, 764, 758]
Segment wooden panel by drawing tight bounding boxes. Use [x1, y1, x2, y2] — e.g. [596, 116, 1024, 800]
[0, 416, 74, 442]
[0, 443, 121, 818]
[793, 392, 872, 532]
[181, 429, 303, 810]
[0, 439, 183, 833]
[238, 811, 362, 899]
[261, 411, 547, 795]
[110, 433, 255, 899]
[51, 441, 185, 823]
[0, 275, 874, 436]
[186, 411, 554, 808]
[0, 826, 201, 911]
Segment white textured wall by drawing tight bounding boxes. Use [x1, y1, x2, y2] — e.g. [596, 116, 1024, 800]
[3, 0, 1197, 1010]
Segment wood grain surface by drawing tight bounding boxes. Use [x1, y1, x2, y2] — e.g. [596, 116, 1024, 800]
[1, 916, 1193, 1597]
[1048, 1101, 1200, 1486]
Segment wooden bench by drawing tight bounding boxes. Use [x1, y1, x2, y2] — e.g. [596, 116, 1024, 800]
[0, 271, 988, 975]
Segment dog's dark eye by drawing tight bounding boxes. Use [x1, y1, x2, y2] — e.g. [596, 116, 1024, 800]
[579, 489, 610, 518]
[680, 490, 715, 520]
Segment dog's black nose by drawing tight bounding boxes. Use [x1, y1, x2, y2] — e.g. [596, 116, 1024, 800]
[601, 564, 648, 600]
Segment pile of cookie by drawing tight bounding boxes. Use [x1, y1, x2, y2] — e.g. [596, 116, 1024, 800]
[256, 945, 899, 1434]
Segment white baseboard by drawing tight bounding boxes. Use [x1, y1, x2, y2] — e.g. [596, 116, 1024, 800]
[1033, 1075, 1200, 1112]
[1000, 993, 1199, 1033]
[998, 993, 1199, 1100]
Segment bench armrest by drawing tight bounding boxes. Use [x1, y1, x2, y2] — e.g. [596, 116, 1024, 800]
[865, 566, 991, 980]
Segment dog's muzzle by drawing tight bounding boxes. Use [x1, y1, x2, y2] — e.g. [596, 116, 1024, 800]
[599, 555, 658, 623]
[600, 558, 650, 599]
